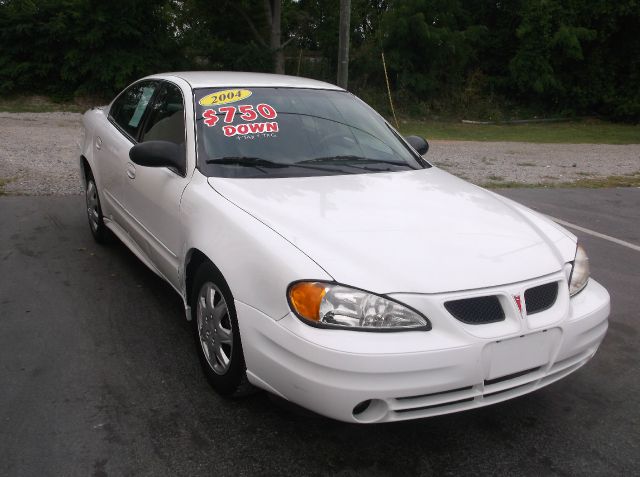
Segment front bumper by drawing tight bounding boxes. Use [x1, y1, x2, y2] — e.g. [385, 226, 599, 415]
[237, 277, 609, 423]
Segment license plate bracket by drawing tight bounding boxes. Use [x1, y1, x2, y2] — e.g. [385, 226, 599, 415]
[486, 329, 561, 380]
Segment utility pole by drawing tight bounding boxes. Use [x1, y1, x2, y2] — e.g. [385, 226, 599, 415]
[337, 0, 351, 89]
[269, 0, 284, 74]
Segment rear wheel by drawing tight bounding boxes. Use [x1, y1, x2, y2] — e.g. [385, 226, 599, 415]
[85, 176, 109, 243]
[191, 262, 253, 397]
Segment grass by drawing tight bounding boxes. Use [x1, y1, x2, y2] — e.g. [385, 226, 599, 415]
[482, 171, 640, 189]
[399, 118, 640, 144]
[565, 172, 640, 188]
[0, 177, 13, 195]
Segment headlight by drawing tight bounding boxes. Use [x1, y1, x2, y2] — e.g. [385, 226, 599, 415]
[287, 281, 430, 331]
[568, 243, 590, 296]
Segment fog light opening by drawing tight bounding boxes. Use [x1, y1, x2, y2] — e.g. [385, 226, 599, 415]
[353, 400, 372, 415]
[352, 399, 388, 423]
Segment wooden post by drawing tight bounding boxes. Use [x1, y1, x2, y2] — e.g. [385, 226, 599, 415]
[337, 0, 351, 89]
[269, 0, 284, 74]
[297, 49, 303, 76]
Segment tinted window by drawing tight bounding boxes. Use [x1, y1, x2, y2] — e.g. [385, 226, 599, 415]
[141, 82, 185, 145]
[194, 87, 427, 178]
[109, 81, 159, 139]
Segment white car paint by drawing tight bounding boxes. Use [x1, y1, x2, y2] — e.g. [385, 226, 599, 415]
[208, 167, 578, 294]
[80, 72, 609, 423]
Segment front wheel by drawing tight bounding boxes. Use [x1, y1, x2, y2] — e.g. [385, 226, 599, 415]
[191, 262, 253, 397]
[85, 177, 109, 243]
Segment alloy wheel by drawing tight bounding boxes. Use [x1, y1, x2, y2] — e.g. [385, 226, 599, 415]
[196, 281, 234, 375]
[86, 180, 100, 232]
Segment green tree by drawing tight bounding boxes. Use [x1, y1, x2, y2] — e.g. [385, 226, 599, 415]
[0, 0, 638, 119]
[509, 1, 596, 102]
[0, 0, 182, 98]
[381, 0, 487, 98]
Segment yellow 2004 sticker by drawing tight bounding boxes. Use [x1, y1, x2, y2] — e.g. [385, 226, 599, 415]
[199, 89, 253, 106]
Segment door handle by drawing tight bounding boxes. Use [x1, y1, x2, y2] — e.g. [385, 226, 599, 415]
[126, 163, 136, 179]
[96, 136, 102, 150]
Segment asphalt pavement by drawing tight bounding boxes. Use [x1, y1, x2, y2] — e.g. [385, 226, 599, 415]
[0, 188, 638, 476]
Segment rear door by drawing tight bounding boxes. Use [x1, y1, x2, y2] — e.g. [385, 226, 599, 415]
[98, 80, 160, 227]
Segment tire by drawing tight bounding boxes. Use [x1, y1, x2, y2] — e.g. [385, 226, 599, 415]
[85, 174, 109, 244]
[191, 261, 253, 397]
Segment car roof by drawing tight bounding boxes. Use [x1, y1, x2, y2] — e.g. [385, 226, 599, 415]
[149, 71, 344, 91]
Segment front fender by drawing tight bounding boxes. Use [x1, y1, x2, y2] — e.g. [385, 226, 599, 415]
[180, 172, 333, 320]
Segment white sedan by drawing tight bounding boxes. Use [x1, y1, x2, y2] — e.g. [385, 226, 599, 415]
[80, 72, 610, 423]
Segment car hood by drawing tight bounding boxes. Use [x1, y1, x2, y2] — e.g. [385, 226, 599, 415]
[208, 168, 576, 294]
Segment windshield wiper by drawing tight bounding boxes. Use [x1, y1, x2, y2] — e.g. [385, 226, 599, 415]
[205, 156, 290, 168]
[206, 156, 360, 175]
[297, 155, 409, 167]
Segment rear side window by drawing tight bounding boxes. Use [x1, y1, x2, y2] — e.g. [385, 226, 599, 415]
[109, 80, 159, 139]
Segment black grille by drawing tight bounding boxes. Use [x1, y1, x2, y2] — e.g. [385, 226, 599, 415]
[444, 296, 505, 324]
[484, 367, 540, 386]
[524, 282, 558, 314]
[396, 386, 473, 401]
[394, 397, 475, 413]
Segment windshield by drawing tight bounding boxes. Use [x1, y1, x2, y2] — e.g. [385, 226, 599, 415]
[194, 87, 428, 178]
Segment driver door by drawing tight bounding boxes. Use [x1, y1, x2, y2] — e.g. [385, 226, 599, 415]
[123, 81, 190, 289]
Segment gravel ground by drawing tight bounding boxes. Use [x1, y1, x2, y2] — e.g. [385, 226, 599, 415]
[0, 112, 83, 195]
[429, 140, 640, 185]
[1, 112, 639, 195]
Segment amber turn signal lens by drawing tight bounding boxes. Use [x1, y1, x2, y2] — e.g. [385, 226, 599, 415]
[289, 282, 327, 321]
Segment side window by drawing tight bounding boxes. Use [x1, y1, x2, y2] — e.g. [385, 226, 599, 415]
[141, 82, 185, 146]
[109, 81, 159, 139]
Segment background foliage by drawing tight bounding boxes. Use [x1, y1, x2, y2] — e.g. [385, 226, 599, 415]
[0, 0, 638, 120]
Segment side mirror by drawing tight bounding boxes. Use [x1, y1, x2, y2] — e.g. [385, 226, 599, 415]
[405, 135, 429, 156]
[129, 140, 186, 175]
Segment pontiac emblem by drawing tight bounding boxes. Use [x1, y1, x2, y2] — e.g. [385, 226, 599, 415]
[513, 295, 523, 315]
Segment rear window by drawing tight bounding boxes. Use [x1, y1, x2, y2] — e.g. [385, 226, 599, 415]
[109, 80, 159, 138]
